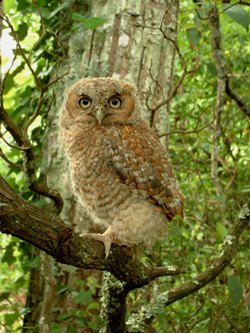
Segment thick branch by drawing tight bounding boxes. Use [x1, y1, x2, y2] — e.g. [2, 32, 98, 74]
[1, 174, 250, 287]
[0, 176, 182, 288]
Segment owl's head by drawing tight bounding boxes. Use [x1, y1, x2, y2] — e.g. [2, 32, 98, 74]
[62, 77, 142, 126]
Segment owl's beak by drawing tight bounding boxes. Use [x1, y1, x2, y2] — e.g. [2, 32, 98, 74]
[94, 106, 105, 124]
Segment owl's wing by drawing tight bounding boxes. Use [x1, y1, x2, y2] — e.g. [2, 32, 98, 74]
[108, 123, 184, 220]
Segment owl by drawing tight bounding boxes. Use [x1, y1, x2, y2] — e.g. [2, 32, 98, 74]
[60, 77, 183, 257]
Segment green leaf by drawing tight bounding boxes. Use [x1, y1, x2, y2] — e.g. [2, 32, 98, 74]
[51, 323, 62, 333]
[74, 290, 92, 305]
[0, 292, 11, 302]
[3, 75, 15, 94]
[225, 5, 250, 31]
[87, 302, 100, 310]
[240, 186, 250, 193]
[47, 2, 69, 19]
[3, 63, 25, 94]
[11, 62, 26, 77]
[2, 242, 16, 266]
[216, 222, 228, 240]
[15, 276, 26, 287]
[3, 0, 15, 13]
[4, 312, 19, 326]
[72, 14, 106, 30]
[228, 275, 243, 304]
[17, 0, 31, 11]
[87, 315, 105, 329]
[206, 62, 217, 76]
[186, 27, 201, 47]
[67, 327, 77, 333]
[17, 22, 28, 41]
[245, 262, 250, 271]
[25, 256, 41, 268]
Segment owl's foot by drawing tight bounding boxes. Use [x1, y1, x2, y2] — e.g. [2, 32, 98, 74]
[85, 228, 118, 258]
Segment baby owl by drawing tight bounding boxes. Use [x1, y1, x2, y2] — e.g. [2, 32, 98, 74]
[60, 77, 183, 257]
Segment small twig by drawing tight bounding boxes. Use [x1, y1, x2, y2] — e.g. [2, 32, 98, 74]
[0, 133, 30, 150]
[87, 30, 96, 66]
[159, 115, 215, 138]
[222, 0, 250, 6]
[149, 265, 186, 279]
[148, 60, 164, 96]
[149, 31, 200, 126]
[45, 71, 69, 89]
[225, 78, 250, 118]
[24, 90, 45, 131]
[195, 2, 241, 21]
[228, 72, 250, 78]
[0, 148, 23, 170]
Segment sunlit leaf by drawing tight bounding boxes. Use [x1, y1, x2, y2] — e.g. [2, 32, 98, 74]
[4, 312, 19, 326]
[216, 222, 228, 240]
[3, 0, 15, 14]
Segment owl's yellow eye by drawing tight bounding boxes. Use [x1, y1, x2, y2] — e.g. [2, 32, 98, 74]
[79, 96, 92, 109]
[108, 96, 122, 109]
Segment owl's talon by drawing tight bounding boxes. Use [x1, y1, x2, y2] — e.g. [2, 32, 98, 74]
[84, 231, 117, 258]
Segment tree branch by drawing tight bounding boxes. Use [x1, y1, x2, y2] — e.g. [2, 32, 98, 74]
[0, 176, 182, 287]
[0, 176, 249, 332]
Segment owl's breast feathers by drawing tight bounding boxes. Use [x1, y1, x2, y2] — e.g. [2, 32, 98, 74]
[106, 122, 184, 220]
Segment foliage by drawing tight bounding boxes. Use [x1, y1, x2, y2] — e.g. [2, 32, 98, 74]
[0, 0, 250, 332]
[1, 0, 73, 330]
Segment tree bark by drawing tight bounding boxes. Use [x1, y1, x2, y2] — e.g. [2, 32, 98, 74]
[208, 6, 226, 217]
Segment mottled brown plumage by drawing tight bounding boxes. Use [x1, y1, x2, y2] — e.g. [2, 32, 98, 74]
[60, 77, 183, 256]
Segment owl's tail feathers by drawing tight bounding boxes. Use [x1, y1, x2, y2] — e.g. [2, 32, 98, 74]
[84, 227, 120, 258]
[164, 197, 184, 221]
